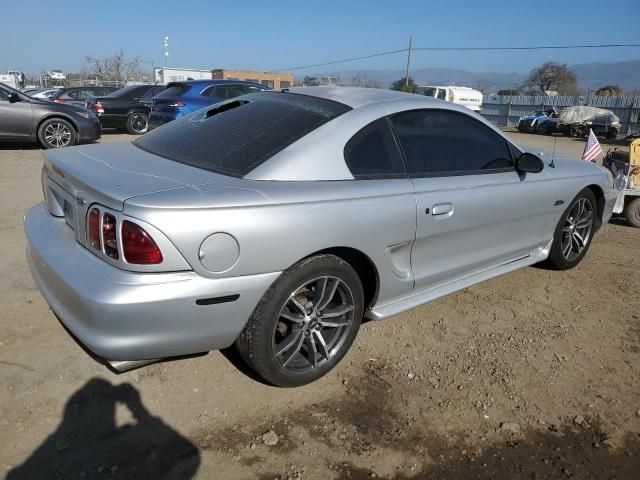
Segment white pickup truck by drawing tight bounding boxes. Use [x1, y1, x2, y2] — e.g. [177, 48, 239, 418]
[416, 85, 483, 111]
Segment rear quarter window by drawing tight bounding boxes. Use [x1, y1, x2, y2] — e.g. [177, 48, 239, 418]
[134, 92, 351, 178]
[154, 84, 192, 98]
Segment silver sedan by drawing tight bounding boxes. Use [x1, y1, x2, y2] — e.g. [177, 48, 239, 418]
[25, 87, 617, 386]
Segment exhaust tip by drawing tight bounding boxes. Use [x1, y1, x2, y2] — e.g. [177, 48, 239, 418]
[107, 359, 159, 373]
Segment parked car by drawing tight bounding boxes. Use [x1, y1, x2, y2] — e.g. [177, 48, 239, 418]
[27, 88, 62, 100]
[48, 87, 119, 107]
[539, 106, 621, 138]
[149, 79, 269, 129]
[517, 108, 557, 133]
[85, 85, 166, 135]
[25, 87, 616, 386]
[0, 82, 101, 148]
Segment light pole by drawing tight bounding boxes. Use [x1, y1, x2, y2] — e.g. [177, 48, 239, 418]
[164, 35, 169, 68]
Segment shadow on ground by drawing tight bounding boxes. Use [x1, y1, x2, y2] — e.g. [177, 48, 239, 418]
[6, 378, 200, 480]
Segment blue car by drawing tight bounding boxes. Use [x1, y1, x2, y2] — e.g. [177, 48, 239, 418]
[149, 80, 269, 129]
[517, 108, 557, 134]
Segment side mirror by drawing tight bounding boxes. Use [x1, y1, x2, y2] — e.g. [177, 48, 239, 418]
[516, 152, 544, 173]
[8, 92, 21, 103]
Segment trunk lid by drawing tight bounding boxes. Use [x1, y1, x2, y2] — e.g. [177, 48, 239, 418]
[43, 141, 239, 212]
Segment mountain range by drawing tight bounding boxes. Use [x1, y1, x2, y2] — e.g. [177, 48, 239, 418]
[311, 60, 640, 93]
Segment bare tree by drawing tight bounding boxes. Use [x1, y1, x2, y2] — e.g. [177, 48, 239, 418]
[523, 62, 579, 95]
[83, 48, 146, 85]
[349, 72, 382, 88]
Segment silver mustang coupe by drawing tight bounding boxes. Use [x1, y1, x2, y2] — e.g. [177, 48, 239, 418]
[25, 87, 617, 386]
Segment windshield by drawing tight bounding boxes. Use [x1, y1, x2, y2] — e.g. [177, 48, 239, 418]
[421, 87, 437, 97]
[134, 92, 352, 178]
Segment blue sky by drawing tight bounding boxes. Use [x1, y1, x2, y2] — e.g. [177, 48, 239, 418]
[3, 0, 639, 77]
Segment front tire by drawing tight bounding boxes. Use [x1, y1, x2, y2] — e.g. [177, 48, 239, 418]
[236, 255, 364, 387]
[544, 188, 597, 270]
[37, 118, 76, 149]
[126, 113, 149, 135]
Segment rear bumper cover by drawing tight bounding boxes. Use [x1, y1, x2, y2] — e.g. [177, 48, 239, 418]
[25, 203, 279, 361]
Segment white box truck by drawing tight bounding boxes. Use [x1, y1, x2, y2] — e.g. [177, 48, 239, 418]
[416, 85, 483, 111]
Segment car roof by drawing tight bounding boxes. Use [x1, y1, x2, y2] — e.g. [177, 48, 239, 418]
[181, 79, 265, 86]
[286, 86, 441, 109]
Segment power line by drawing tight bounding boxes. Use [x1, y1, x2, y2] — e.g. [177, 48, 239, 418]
[272, 43, 640, 72]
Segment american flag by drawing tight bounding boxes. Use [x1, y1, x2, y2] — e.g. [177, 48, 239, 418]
[582, 129, 603, 162]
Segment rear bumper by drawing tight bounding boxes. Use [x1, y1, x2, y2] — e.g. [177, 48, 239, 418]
[25, 203, 279, 362]
[149, 113, 177, 130]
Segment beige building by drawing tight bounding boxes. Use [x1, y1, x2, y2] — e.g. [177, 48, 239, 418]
[211, 69, 294, 90]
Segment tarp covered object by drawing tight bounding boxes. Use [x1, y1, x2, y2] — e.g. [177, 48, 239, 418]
[556, 106, 621, 126]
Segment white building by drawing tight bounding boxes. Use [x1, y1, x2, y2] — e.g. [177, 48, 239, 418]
[153, 67, 212, 85]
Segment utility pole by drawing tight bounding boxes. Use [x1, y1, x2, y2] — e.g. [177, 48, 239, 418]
[404, 35, 412, 88]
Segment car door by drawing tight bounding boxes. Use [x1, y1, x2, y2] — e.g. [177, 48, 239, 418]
[388, 108, 552, 291]
[0, 87, 33, 138]
[343, 117, 417, 302]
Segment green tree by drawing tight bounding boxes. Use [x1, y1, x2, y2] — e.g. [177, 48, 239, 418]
[524, 62, 579, 95]
[594, 85, 622, 96]
[390, 76, 417, 93]
[302, 76, 320, 86]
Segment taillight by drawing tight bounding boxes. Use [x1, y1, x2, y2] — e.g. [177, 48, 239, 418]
[93, 102, 104, 114]
[102, 213, 118, 259]
[167, 101, 184, 107]
[53, 98, 65, 103]
[122, 220, 163, 265]
[87, 208, 101, 250]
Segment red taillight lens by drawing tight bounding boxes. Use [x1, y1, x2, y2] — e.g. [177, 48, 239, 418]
[53, 98, 65, 103]
[102, 213, 118, 259]
[168, 101, 184, 107]
[88, 208, 101, 250]
[94, 102, 104, 114]
[122, 220, 163, 265]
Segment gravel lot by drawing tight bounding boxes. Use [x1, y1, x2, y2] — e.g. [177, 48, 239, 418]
[1, 131, 639, 480]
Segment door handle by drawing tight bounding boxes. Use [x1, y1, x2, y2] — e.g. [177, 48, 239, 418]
[432, 203, 453, 216]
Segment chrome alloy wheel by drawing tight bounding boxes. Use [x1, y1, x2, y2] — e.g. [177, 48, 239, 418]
[44, 122, 72, 147]
[561, 197, 593, 262]
[272, 276, 355, 373]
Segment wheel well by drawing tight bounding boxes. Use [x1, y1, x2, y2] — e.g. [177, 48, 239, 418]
[37, 115, 78, 136]
[586, 184, 605, 230]
[311, 247, 379, 309]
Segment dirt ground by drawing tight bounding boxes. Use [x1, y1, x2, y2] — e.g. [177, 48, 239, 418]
[1, 131, 639, 480]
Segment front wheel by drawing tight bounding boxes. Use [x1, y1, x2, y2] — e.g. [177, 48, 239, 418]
[236, 255, 364, 387]
[37, 118, 76, 149]
[126, 113, 149, 135]
[544, 188, 597, 270]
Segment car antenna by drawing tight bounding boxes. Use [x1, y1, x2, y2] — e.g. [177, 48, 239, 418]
[549, 134, 557, 168]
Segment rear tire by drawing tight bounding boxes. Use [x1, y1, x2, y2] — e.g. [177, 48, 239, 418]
[125, 113, 149, 135]
[37, 118, 76, 149]
[623, 198, 640, 228]
[236, 255, 364, 387]
[544, 188, 597, 270]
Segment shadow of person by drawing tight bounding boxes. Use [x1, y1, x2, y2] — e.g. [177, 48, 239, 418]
[7, 377, 200, 480]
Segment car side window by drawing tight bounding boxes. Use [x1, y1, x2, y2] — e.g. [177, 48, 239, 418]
[213, 85, 248, 100]
[344, 118, 407, 180]
[389, 109, 514, 177]
[67, 90, 79, 99]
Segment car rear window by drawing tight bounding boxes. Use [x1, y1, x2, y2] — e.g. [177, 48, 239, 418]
[134, 92, 352, 178]
[154, 83, 191, 99]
